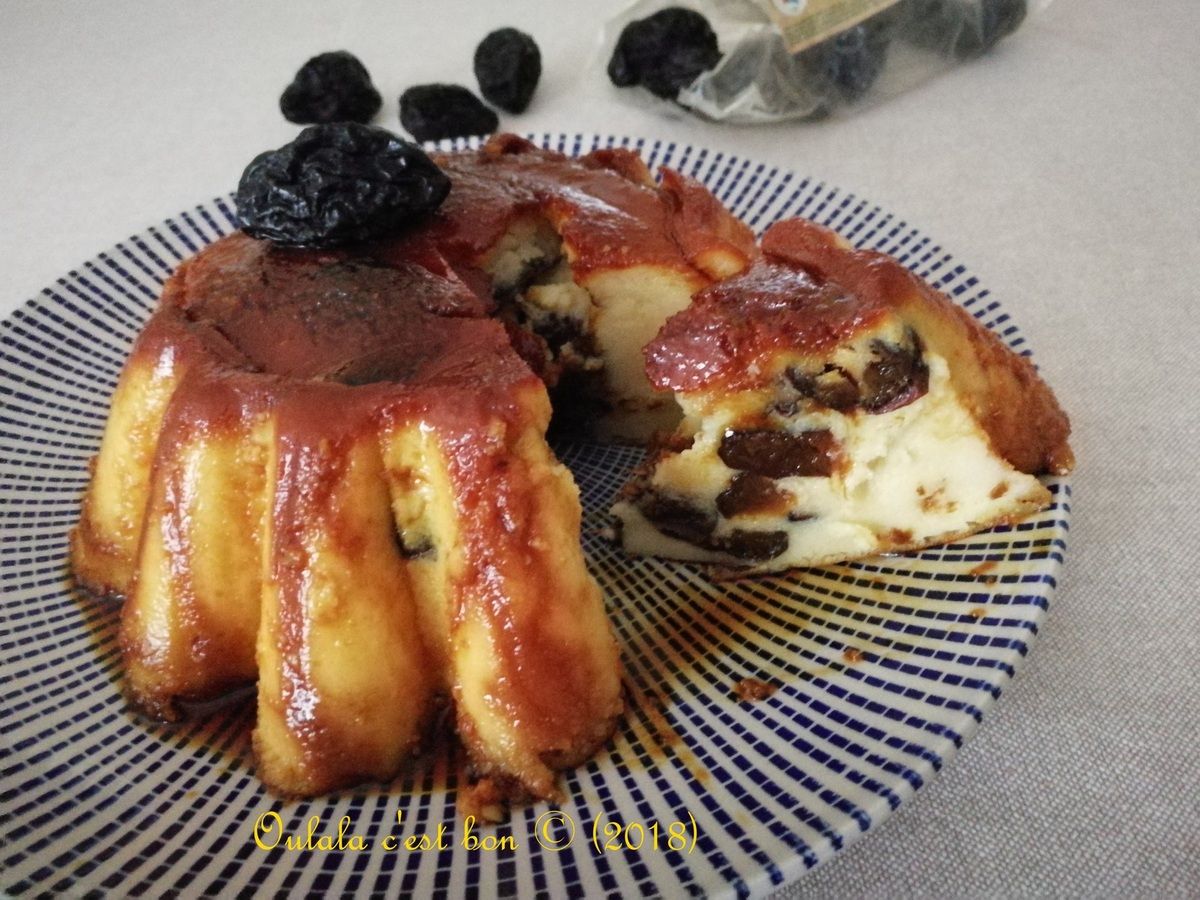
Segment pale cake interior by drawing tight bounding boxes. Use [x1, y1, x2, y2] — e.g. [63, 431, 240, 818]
[614, 320, 1051, 573]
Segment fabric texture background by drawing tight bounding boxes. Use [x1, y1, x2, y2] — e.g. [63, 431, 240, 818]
[1, 0, 1196, 895]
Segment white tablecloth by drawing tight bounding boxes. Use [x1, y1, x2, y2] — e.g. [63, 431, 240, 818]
[2, 1, 1197, 895]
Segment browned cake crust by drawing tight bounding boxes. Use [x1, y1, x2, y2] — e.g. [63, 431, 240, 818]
[70, 134, 765, 801]
[423, 134, 756, 281]
[647, 218, 1073, 476]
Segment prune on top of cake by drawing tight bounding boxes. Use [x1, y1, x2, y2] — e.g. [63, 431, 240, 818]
[608, 7, 722, 100]
[399, 83, 500, 143]
[474, 28, 542, 113]
[279, 51, 383, 124]
[235, 122, 450, 247]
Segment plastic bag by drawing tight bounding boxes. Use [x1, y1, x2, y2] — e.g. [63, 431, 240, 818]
[602, 0, 1049, 124]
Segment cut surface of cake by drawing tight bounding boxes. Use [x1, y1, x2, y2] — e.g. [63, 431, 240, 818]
[70, 135, 757, 799]
[423, 134, 756, 441]
[612, 217, 1074, 572]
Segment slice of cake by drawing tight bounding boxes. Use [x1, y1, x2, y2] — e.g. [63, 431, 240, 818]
[613, 218, 1073, 571]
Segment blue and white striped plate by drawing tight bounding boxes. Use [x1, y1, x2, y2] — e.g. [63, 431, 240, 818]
[0, 135, 1070, 898]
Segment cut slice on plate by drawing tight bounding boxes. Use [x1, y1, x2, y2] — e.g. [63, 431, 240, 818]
[613, 218, 1074, 572]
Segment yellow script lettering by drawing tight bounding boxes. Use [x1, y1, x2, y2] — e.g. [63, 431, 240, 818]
[337, 815, 367, 851]
[461, 815, 519, 851]
[254, 811, 282, 850]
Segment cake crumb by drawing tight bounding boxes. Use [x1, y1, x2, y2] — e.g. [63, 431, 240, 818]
[733, 677, 778, 702]
[459, 777, 513, 824]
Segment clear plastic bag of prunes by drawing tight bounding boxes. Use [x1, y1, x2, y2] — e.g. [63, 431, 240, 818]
[602, 0, 1049, 124]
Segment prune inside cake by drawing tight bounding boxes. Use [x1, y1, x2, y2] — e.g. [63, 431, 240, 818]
[612, 217, 1072, 571]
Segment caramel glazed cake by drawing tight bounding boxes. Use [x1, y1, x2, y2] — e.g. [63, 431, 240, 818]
[71, 134, 1072, 801]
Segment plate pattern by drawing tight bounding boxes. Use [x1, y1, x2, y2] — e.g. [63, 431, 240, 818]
[0, 134, 1070, 898]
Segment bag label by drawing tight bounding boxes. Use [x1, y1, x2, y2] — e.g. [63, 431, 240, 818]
[760, 0, 902, 53]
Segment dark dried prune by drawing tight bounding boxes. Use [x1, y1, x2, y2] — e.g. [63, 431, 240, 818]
[474, 28, 541, 113]
[608, 7, 721, 100]
[861, 330, 929, 413]
[787, 364, 860, 412]
[897, 0, 958, 48]
[899, 0, 1026, 58]
[716, 473, 790, 518]
[719, 429, 839, 479]
[638, 492, 718, 547]
[235, 123, 450, 248]
[801, 20, 892, 103]
[717, 528, 789, 562]
[956, 0, 1027, 57]
[637, 491, 787, 562]
[399, 84, 499, 143]
[280, 51, 382, 124]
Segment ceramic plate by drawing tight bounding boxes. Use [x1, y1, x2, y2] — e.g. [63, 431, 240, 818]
[0, 134, 1070, 898]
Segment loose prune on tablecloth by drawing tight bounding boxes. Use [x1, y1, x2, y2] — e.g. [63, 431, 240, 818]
[607, 7, 721, 100]
[279, 51, 382, 124]
[399, 84, 500, 143]
[235, 123, 450, 248]
[474, 28, 542, 113]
